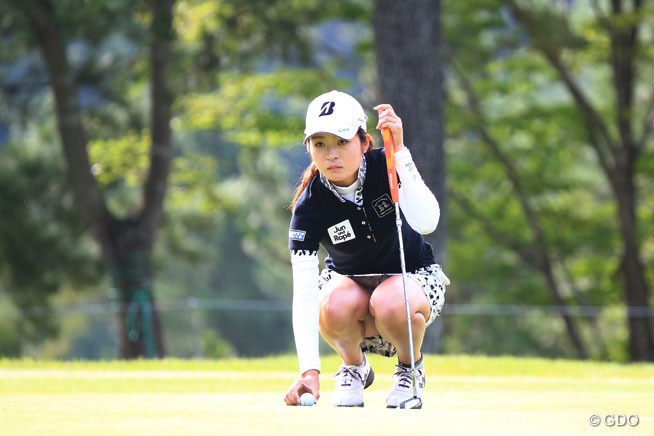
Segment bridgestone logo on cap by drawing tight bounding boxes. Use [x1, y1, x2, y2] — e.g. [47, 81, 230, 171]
[319, 101, 336, 117]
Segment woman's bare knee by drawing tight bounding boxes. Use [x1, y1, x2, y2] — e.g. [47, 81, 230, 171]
[369, 292, 405, 326]
[369, 276, 429, 328]
[320, 280, 370, 331]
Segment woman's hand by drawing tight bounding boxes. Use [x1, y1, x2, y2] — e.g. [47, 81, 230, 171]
[374, 104, 405, 152]
[284, 369, 320, 406]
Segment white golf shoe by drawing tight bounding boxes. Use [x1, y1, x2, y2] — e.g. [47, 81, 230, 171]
[386, 357, 425, 409]
[331, 354, 375, 407]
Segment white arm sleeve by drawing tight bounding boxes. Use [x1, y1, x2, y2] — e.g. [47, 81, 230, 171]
[395, 147, 440, 234]
[290, 252, 321, 374]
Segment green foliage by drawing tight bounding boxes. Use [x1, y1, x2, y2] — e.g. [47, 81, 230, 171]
[177, 69, 347, 148]
[201, 329, 236, 359]
[89, 132, 149, 187]
[87, 131, 149, 217]
[174, 0, 369, 75]
[0, 143, 103, 343]
[23, 290, 117, 360]
[0, 306, 22, 357]
[443, 0, 653, 359]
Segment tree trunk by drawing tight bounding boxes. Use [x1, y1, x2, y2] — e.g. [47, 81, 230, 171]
[18, 0, 175, 358]
[16, 0, 108, 244]
[109, 219, 165, 358]
[373, 0, 446, 353]
[606, 0, 653, 362]
[614, 169, 653, 361]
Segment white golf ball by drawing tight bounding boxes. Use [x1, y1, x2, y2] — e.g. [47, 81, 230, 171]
[299, 392, 315, 406]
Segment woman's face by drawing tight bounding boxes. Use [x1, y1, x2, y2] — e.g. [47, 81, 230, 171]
[308, 133, 367, 187]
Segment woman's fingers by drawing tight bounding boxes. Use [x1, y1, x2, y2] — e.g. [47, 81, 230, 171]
[374, 104, 404, 150]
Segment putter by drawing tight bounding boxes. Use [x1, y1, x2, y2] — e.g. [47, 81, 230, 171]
[382, 127, 422, 410]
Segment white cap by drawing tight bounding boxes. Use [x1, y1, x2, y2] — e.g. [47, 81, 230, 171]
[304, 90, 368, 143]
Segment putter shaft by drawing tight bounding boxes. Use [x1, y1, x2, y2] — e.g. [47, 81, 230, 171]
[395, 203, 418, 400]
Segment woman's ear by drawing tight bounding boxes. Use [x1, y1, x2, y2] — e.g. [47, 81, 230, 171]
[364, 134, 373, 152]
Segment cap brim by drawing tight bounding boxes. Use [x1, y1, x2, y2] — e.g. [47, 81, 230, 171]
[304, 126, 360, 143]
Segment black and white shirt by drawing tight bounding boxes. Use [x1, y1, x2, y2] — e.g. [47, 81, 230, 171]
[289, 147, 440, 374]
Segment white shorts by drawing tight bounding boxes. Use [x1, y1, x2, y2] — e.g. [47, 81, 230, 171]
[317, 264, 449, 357]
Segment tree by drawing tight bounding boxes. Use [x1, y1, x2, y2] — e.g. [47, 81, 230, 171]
[10, 0, 176, 358]
[491, 0, 653, 362]
[444, 0, 653, 361]
[505, 0, 652, 362]
[373, 0, 447, 352]
[0, 144, 102, 351]
[2, 0, 368, 358]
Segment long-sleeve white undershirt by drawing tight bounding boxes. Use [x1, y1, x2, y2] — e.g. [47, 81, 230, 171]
[291, 253, 321, 374]
[395, 147, 440, 234]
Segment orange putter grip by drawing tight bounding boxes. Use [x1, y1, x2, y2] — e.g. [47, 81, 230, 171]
[382, 128, 399, 203]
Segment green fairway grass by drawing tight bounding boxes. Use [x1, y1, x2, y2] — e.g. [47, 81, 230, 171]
[1, 354, 652, 435]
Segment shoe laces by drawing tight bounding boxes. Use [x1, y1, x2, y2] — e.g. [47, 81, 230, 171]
[335, 365, 365, 387]
[393, 364, 414, 389]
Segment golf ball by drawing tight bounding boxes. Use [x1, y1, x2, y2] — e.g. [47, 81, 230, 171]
[299, 392, 315, 406]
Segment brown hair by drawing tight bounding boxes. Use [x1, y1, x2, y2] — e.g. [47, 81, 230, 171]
[289, 129, 375, 209]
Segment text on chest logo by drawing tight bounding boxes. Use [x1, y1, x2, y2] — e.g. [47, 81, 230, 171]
[372, 194, 394, 218]
[328, 220, 356, 244]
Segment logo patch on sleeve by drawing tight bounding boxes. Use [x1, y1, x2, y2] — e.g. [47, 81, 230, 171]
[328, 220, 355, 244]
[289, 229, 306, 241]
[372, 194, 394, 218]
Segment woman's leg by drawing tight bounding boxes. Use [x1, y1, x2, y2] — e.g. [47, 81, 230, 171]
[368, 275, 430, 365]
[319, 275, 373, 365]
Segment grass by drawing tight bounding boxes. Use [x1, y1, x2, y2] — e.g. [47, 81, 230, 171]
[1, 354, 653, 435]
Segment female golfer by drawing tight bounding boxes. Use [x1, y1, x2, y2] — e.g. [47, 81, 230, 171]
[284, 90, 449, 408]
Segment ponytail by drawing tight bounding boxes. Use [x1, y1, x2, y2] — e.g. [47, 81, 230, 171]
[289, 163, 319, 209]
